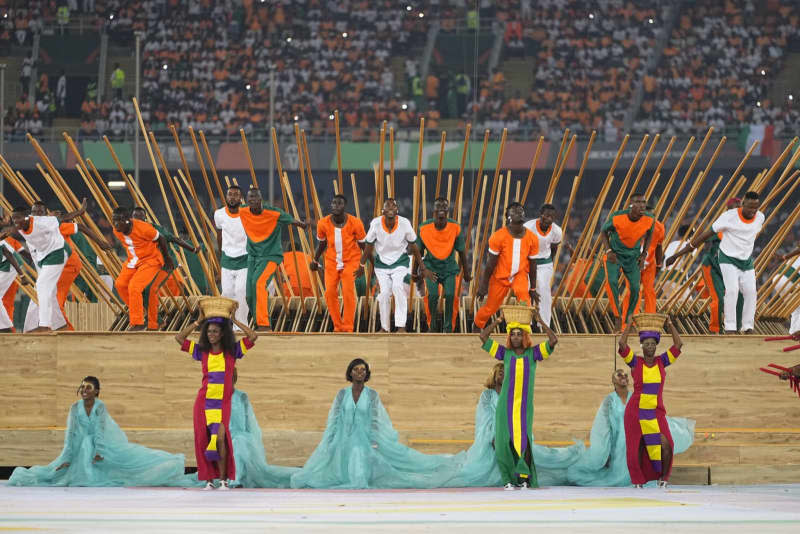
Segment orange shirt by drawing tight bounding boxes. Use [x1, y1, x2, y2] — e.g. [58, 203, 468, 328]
[282, 251, 313, 296]
[113, 219, 163, 268]
[316, 214, 366, 270]
[59, 222, 78, 247]
[487, 227, 539, 281]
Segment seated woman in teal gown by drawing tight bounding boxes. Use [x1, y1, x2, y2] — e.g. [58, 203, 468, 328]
[446, 362, 582, 488]
[228, 369, 299, 488]
[566, 368, 695, 486]
[290, 358, 464, 489]
[9, 376, 195, 487]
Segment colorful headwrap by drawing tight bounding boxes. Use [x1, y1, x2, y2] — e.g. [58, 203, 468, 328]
[638, 330, 661, 343]
[206, 317, 227, 325]
[726, 197, 741, 208]
[506, 321, 532, 334]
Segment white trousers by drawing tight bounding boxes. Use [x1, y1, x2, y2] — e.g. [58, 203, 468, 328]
[536, 262, 554, 327]
[0, 270, 16, 329]
[375, 265, 410, 330]
[33, 262, 68, 329]
[719, 263, 756, 332]
[221, 267, 249, 326]
[100, 274, 113, 291]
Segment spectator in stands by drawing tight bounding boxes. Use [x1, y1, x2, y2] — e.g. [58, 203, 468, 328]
[110, 62, 125, 100]
[56, 70, 67, 115]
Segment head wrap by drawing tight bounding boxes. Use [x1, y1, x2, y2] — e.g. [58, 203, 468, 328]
[726, 197, 741, 209]
[638, 330, 661, 343]
[206, 317, 227, 325]
[506, 321, 532, 334]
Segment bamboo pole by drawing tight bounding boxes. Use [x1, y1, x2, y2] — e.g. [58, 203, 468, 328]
[169, 126, 217, 237]
[625, 133, 659, 204]
[350, 173, 361, 220]
[198, 130, 225, 203]
[334, 110, 344, 194]
[239, 129, 260, 190]
[545, 134, 575, 203]
[454, 123, 472, 223]
[521, 136, 544, 205]
[463, 129, 490, 248]
[645, 136, 676, 199]
[435, 130, 446, 198]
[300, 131, 323, 220]
[389, 127, 395, 198]
[188, 127, 219, 210]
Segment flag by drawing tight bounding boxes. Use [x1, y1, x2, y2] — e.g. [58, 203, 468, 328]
[737, 123, 775, 157]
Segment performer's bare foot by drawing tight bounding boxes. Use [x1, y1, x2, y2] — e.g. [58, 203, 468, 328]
[743, 329, 754, 334]
[255, 326, 272, 332]
[29, 326, 52, 333]
[128, 325, 146, 331]
[396, 327, 407, 333]
[378, 328, 389, 333]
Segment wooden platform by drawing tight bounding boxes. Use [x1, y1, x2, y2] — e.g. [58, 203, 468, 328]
[1, 332, 799, 484]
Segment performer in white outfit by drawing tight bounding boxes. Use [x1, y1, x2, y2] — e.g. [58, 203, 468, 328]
[361, 198, 429, 333]
[0, 237, 29, 331]
[523, 203, 563, 327]
[214, 185, 250, 327]
[777, 249, 800, 336]
[8, 201, 86, 332]
[688, 191, 764, 333]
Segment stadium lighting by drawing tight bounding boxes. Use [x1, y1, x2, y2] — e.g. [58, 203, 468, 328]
[286, 37, 292, 43]
[162, 64, 168, 70]
[3, 13, 8, 19]
[245, 83, 252, 91]
[756, 101, 762, 107]
[419, 12, 424, 18]
[789, 94, 794, 102]
[588, 13, 595, 20]
[760, 69, 766, 76]
[401, 103, 408, 110]
[648, 18, 654, 24]
[329, 114, 335, 120]
[406, 6, 412, 11]
[294, 115, 299, 121]
[109, 14, 115, 20]
[107, 181, 126, 190]
[342, 32, 348, 38]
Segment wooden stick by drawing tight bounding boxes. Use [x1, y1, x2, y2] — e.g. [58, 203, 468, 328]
[515, 179, 521, 203]
[436, 130, 446, 198]
[421, 174, 427, 222]
[463, 130, 490, 247]
[334, 110, 344, 195]
[294, 123, 314, 249]
[300, 131, 323, 220]
[550, 129, 569, 188]
[389, 127, 395, 198]
[414, 118, 425, 230]
[188, 127, 218, 210]
[350, 173, 361, 220]
[169, 125, 217, 236]
[239, 129, 260, 190]
[626, 133, 660, 204]
[645, 136, 675, 199]
[521, 136, 544, 205]
[662, 129, 714, 225]
[270, 128, 302, 309]
[198, 130, 225, 204]
[85, 158, 118, 209]
[545, 134, 575, 203]
[377, 124, 386, 218]
[446, 173, 453, 205]
[455, 123, 472, 223]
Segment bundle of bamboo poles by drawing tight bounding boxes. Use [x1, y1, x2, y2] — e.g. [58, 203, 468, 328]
[1, 109, 798, 334]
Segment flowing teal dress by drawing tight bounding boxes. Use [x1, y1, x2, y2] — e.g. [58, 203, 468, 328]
[445, 389, 583, 487]
[228, 389, 299, 488]
[290, 386, 465, 489]
[9, 399, 196, 487]
[566, 391, 695, 486]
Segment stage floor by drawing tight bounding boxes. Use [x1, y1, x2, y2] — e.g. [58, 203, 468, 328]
[1, 483, 799, 533]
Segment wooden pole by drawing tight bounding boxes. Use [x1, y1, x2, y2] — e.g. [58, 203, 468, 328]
[463, 130, 490, 250]
[198, 130, 225, 204]
[239, 129, 260, 190]
[334, 110, 344, 195]
[188, 127, 219, 210]
[455, 123, 472, 223]
[389, 127, 395, 198]
[545, 134, 576, 203]
[435, 130, 446, 198]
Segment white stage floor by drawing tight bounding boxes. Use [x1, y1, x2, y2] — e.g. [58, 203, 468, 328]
[1, 483, 799, 533]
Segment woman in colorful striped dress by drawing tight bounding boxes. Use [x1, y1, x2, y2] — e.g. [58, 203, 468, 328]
[618, 316, 683, 488]
[175, 313, 258, 490]
[478, 311, 558, 490]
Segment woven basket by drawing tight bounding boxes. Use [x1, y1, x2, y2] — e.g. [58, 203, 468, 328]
[501, 305, 535, 325]
[198, 296, 238, 319]
[632, 312, 667, 332]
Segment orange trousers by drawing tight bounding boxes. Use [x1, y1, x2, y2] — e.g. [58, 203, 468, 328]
[55, 250, 82, 330]
[474, 274, 531, 329]
[634, 262, 657, 315]
[115, 260, 168, 329]
[247, 260, 279, 327]
[163, 269, 183, 296]
[324, 262, 358, 332]
[701, 265, 722, 333]
[3, 281, 18, 331]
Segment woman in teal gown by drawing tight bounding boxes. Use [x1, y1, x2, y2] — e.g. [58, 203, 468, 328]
[290, 358, 465, 489]
[228, 370, 299, 488]
[566, 369, 695, 486]
[9, 377, 195, 487]
[446, 362, 582, 487]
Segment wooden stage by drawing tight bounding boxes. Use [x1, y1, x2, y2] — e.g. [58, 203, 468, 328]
[1, 332, 799, 485]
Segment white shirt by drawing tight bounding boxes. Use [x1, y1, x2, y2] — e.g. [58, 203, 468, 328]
[214, 207, 248, 258]
[20, 216, 65, 264]
[711, 208, 765, 260]
[365, 215, 416, 266]
[523, 218, 562, 260]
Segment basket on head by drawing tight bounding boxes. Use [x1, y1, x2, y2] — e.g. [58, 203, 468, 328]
[501, 305, 535, 325]
[198, 296, 238, 319]
[632, 312, 667, 333]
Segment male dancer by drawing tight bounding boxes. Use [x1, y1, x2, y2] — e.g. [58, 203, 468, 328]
[601, 192, 654, 330]
[361, 198, 428, 333]
[677, 191, 763, 333]
[473, 202, 539, 331]
[132, 207, 198, 297]
[214, 185, 249, 325]
[238, 187, 307, 332]
[416, 197, 470, 332]
[6, 199, 87, 332]
[0, 236, 29, 332]
[311, 194, 366, 332]
[112, 206, 174, 331]
[639, 204, 665, 314]
[667, 198, 744, 334]
[523, 203, 563, 327]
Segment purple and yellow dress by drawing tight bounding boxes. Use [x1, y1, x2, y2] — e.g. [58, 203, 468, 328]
[620, 341, 681, 484]
[481, 336, 553, 486]
[181, 336, 254, 482]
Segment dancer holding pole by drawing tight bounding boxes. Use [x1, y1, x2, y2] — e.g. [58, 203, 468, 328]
[523, 203, 563, 328]
[214, 185, 250, 326]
